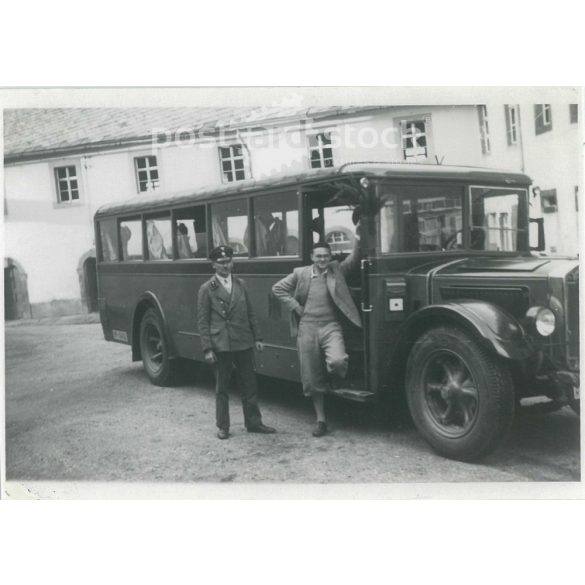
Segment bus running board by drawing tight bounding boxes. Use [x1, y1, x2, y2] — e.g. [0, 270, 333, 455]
[328, 388, 376, 402]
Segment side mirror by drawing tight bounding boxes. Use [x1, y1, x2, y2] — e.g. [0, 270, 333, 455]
[529, 218, 545, 251]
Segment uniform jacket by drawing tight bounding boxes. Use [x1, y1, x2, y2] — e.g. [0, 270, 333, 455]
[197, 275, 261, 353]
[272, 245, 362, 337]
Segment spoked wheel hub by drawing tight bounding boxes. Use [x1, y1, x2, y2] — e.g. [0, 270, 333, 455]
[143, 323, 163, 373]
[423, 350, 479, 438]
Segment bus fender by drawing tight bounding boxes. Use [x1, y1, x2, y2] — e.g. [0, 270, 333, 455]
[402, 301, 533, 361]
[131, 291, 176, 361]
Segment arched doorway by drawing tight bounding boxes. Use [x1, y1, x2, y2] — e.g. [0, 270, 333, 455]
[77, 250, 98, 313]
[4, 258, 31, 320]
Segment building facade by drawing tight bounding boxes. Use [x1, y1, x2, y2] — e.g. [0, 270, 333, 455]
[3, 102, 580, 319]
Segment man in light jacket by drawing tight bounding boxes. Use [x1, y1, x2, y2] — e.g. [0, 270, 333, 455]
[272, 234, 361, 437]
[198, 245, 276, 440]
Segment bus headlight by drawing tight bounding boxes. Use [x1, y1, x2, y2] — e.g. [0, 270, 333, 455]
[526, 306, 556, 337]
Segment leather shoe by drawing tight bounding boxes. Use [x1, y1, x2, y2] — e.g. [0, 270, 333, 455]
[312, 421, 328, 437]
[217, 428, 229, 440]
[247, 423, 276, 434]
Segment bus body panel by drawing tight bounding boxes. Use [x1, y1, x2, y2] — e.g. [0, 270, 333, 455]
[94, 163, 579, 460]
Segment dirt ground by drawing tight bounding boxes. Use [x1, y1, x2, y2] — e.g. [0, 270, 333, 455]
[3, 319, 581, 497]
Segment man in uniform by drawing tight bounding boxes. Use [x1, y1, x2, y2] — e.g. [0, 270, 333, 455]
[272, 233, 361, 437]
[197, 245, 276, 439]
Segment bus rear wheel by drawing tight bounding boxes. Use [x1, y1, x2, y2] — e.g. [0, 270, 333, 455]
[139, 308, 176, 386]
[405, 326, 515, 462]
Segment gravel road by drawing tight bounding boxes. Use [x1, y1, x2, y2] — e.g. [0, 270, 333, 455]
[4, 320, 580, 496]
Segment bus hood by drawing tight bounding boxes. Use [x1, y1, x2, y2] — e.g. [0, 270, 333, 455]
[431, 255, 578, 277]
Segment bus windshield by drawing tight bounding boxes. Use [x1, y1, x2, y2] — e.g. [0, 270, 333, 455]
[377, 183, 464, 253]
[469, 186, 528, 252]
[376, 183, 528, 253]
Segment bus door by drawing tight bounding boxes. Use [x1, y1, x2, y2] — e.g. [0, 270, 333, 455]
[303, 183, 372, 400]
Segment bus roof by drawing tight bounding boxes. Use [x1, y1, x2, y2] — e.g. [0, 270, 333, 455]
[94, 162, 532, 218]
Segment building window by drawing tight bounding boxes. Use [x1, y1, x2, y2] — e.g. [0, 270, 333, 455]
[535, 104, 553, 135]
[400, 119, 428, 161]
[505, 105, 519, 145]
[54, 165, 80, 202]
[575, 186, 579, 212]
[219, 145, 249, 182]
[478, 105, 491, 154]
[308, 132, 334, 168]
[134, 155, 160, 192]
[541, 189, 558, 213]
[570, 104, 578, 124]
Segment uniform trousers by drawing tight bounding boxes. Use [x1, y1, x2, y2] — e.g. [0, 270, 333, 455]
[297, 320, 348, 396]
[214, 348, 262, 431]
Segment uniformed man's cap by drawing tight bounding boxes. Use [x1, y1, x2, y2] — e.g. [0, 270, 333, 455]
[209, 245, 234, 262]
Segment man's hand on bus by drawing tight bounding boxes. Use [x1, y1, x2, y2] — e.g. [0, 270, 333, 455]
[255, 341, 264, 352]
[204, 349, 217, 364]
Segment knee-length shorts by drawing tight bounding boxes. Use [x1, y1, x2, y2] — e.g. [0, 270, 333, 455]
[297, 320, 348, 396]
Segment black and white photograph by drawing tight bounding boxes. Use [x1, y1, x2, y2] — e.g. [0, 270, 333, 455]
[1, 86, 581, 499]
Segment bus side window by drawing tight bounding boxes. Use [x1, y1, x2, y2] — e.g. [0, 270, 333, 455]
[119, 219, 143, 261]
[174, 205, 208, 259]
[99, 218, 118, 261]
[146, 217, 172, 260]
[250, 191, 299, 257]
[210, 199, 249, 257]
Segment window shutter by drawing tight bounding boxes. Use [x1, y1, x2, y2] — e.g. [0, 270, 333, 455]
[534, 104, 544, 135]
[504, 105, 512, 145]
[534, 104, 552, 135]
[477, 106, 490, 154]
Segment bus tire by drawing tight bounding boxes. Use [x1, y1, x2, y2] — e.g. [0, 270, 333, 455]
[405, 326, 515, 462]
[139, 308, 176, 386]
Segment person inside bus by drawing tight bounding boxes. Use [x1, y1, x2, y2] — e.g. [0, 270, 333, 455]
[120, 224, 132, 260]
[245, 211, 284, 256]
[272, 227, 361, 437]
[197, 245, 277, 440]
[176, 222, 193, 259]
[146, 220, 169, 260]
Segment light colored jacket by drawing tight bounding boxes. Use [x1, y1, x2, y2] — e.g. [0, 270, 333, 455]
[197, 275, 261, 353]
[272, 248, 362, 337]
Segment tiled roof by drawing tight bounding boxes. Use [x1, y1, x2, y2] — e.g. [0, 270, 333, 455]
[4, 106, 385, 161]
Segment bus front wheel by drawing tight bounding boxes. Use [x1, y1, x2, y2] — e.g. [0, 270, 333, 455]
[139, 308, 176, 386]
[405, 326, 515, 462]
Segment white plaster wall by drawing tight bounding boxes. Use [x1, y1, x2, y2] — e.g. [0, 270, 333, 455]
[84, 151, 138, 212]
[520, 103, 581, 255]
[334, 112, 401, 164]
[4, 162, 93, 303]
[160, 142, 220, 192]
[431, 106, 485, 166]
[5, 220, 92, 303]
[246, 128, 308, 178]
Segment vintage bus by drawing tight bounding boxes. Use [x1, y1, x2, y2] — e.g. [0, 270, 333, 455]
[94, 162, 580, 461]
